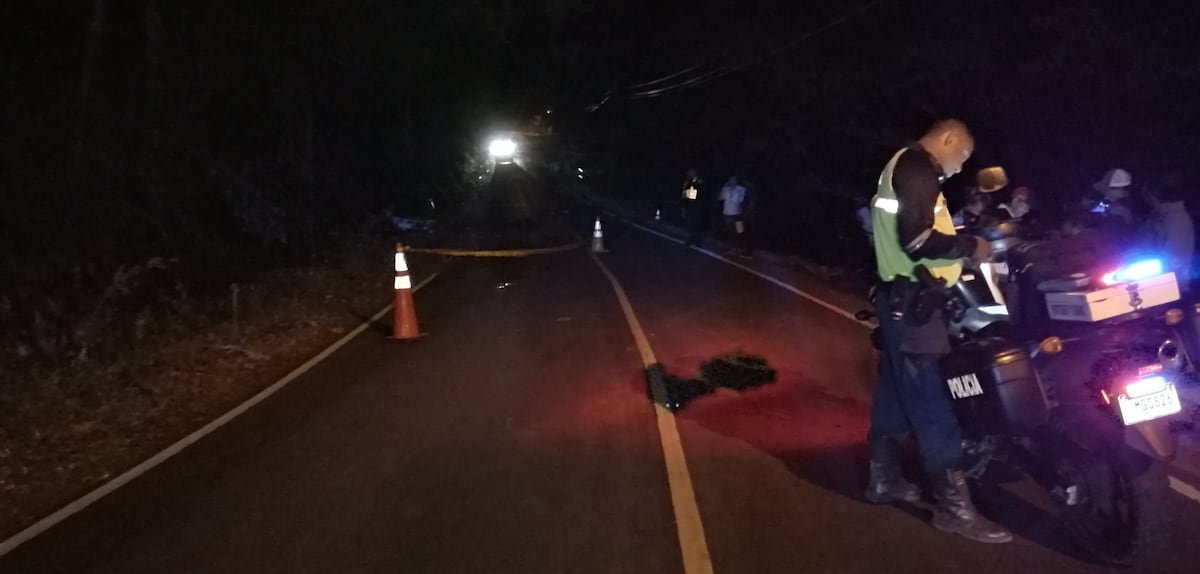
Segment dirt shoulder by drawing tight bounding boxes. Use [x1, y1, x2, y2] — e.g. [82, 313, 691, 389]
[0, 240, 438, 540]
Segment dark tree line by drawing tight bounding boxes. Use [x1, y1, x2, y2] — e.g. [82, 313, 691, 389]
[561, 0, 1200, 260]
[0, 0, 586, 365]
[3, 0, 1199, 360]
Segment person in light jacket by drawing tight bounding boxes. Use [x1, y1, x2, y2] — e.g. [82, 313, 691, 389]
[1143, 170, 1195, 292]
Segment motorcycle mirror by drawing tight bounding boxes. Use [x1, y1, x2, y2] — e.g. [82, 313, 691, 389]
[977, 167, 1009, 193]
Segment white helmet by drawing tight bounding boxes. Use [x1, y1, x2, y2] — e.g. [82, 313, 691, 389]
[1093, 168, 1132, 200]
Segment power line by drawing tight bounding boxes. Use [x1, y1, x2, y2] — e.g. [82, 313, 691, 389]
[758, 0, 887, 63]
[625, 61, 713, 90]
[594, 0, 888, 105]
[626, 66, 733, 98]
[629, 0, 887, 99]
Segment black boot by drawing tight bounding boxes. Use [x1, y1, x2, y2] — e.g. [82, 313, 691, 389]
[864, 436, 921, 504]
[930, 469, 1013, 544]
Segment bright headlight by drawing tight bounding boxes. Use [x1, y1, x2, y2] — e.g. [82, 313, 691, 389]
[488, 138, 517, 159]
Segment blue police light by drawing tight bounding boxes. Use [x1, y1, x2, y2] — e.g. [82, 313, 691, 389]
[1103, 259, 1164, 286]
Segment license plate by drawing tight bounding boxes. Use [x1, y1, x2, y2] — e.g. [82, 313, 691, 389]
[1117, 385, 1183, 425]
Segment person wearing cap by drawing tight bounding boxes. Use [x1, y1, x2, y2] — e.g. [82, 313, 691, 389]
[1093, 168, 1135, 225]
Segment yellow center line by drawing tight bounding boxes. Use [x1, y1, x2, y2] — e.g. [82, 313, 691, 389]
[588, 251, 714, 574]
[627, 217, 1200, 506]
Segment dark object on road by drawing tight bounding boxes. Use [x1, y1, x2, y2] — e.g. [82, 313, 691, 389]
[700, 352, 777, 391]
[651, 372, 714, 411]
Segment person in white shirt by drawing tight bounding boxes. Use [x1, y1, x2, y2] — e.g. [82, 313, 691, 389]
[997, 186, 1032, 220]
[718, 176, 749, 256]
[1143, 170, 1194, 292]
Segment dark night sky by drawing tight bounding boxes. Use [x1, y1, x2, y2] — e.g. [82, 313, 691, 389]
[564, 1, 1200, 205]
[3, 0, 1200, 272]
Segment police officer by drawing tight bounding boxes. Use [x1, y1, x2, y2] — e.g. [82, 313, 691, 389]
[682, 168, 706, 246]
[865, 119, 1012, 544]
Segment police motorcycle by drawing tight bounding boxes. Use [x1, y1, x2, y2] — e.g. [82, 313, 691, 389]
[859, 174, 1179, 566]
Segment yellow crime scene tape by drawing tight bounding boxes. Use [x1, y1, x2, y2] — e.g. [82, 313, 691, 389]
[405, 241, 582, 257]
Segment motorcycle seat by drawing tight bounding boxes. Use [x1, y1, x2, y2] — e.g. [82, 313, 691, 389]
[1005, 231, 1120, 325]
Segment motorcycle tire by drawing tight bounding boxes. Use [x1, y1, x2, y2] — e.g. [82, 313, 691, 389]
[1052, 441, 1169, 567]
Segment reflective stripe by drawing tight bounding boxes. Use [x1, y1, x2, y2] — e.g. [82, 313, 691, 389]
[394, 253, 409, 273]
[874, 197, 899, 214]
[875, 197, 944, 215]
[394, 275, 412, 290]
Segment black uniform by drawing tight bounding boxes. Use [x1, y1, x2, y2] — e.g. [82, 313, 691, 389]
[682, 176, 707, 245]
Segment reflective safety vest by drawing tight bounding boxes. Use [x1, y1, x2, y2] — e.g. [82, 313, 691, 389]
[872, 148, 963, 285]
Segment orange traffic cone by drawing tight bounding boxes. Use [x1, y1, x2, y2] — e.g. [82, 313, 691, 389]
[592, 217, 607, 253]
[392, 243, 422, 340]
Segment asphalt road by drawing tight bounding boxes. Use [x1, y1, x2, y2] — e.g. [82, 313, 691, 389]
[6, 165, 1200, 573]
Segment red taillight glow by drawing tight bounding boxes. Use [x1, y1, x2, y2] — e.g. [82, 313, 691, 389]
[1125, 376, 1168, 399]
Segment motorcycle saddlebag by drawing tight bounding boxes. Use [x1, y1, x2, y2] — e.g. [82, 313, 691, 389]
[940, 337, 1049, 435]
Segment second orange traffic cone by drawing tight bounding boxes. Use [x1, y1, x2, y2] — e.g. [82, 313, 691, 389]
[393, 243, 423, 340]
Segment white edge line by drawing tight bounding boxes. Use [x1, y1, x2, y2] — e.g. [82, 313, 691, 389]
[627, 220, 869, 327]
[587, 251, 713, 574]
[627, 216, 1200, 506]
[690, 245, 865, 324]
[629, 220, 686, 246]
[0, 272, 441, 558]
